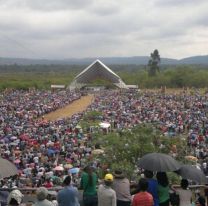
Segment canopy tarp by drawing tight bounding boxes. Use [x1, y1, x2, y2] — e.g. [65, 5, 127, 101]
[69, 59, 127, 89]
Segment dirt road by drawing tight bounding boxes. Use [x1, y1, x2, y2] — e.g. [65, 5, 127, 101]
[43, 95, 94, 121]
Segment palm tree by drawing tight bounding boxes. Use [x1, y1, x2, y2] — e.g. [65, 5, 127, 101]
[148, 49, 161, 76]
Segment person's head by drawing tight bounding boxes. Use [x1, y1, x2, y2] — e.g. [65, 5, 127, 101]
[139, 178, 149, 192]
[144, 170, 153, 179]
[36, 187, 48, 201]
[84, 165, 93, 174]
[8, 190, 24, 206]
[156, 172, 169, 187]
[83, 165, 94, 186]
[114, 170, 125, 179]
[104, 173, 114, 186]
[63, 175, 71, 186]
[196, 196, 206, 206]
[180, 179, 189, 190]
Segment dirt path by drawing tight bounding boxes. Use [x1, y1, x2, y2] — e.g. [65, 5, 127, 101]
[43, 95, 94, 121]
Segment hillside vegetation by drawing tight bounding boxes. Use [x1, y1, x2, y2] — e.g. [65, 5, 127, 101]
[0, 64, 208, 89]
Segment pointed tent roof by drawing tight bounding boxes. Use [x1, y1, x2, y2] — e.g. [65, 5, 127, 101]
[69, 59, 127, 89]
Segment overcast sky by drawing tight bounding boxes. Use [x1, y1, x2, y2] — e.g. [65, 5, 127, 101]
[0, 0, 207, 59]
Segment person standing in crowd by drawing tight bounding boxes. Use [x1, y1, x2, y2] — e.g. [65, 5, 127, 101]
[112, 170, 131, 206]
[144, 170, 159, 206]
[195, 196, 206, 206]
[132, 178, 153, 206]
[172, 179, 192, 206]
[80, 165, 98, 206]
[33, 187, 54, 206]
[97, 173, 116, 206]
[156, 172, 170, 206]
[7, 190, 24, 206]
[57, 175, 80, 206]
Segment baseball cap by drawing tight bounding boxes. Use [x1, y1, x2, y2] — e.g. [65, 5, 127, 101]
[104, 173, 113, 181]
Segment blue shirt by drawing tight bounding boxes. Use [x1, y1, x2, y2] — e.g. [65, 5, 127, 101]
[147, 179, 159, 206]
[57, 185, 79, 206]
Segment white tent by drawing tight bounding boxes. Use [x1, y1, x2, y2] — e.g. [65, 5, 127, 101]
[99, 122, 111, 128]
[68, 59, 127, 89]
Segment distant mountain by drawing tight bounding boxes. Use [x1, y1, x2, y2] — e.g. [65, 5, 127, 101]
[179, 55, 208, 64]
[0, 55, 208, 65]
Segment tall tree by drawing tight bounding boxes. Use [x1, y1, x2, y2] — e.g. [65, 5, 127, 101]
[148, 49, 161, 76]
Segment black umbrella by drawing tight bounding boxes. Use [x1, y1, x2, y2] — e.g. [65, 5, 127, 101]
[138, 152, 181, 172]
[0, 157, 18, 179]
[177, 165, 207, 184]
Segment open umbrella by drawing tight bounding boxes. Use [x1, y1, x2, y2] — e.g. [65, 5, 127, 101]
[92, 149, 104, 155]
[138, 152, 181, 172]
[10, 136, 17, 140]
[99, 122, 111, 128]
[185, 155, 198, 162]
[64, 164, 73, 169]
[177, 165, 207, 184]
[53, 165, 64, 171]
[75, 125, 82, 129]
[69, 167, 80, 174]
[14, 159, 21, 164]
[0, 157, 18, 178]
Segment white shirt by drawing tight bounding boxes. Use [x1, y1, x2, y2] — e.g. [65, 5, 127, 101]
[176, 189, 192, 206]
[98, 184, 116, 206]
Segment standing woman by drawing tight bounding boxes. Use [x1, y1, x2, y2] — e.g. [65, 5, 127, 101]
[172, 179, 192, 206]
[156, 172, 170, 206]
[80, 165, 98, 206]
[112, 170, 132, 206]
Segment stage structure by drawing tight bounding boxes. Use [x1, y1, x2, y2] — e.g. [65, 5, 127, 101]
[68, 59, 127, 89]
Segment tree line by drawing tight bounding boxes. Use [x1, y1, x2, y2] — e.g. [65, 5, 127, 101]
[0, 61, 208, 90]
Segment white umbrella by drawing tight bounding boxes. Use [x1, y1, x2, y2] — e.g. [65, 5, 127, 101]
[99, 122, 111, 128]
[10, 136, 17, 140]
[69, 167, 80, 174]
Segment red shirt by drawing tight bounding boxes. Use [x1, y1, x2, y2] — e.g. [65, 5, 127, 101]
[44, 182, 53, 188]
[133, 191, 153, 206]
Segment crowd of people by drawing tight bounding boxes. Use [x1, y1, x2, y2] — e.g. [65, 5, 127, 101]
[5, 167, 206, 206]
[1, 88, 208, 205]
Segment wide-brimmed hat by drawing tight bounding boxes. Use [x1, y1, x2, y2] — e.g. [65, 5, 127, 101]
[113, 170, 125, 178]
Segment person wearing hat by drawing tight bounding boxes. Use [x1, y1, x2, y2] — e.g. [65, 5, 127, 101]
[97, 174, 116, 206]
[112, 170, 131, 206]
[7, 189, 24, 206]
[33, 187, 54, 206]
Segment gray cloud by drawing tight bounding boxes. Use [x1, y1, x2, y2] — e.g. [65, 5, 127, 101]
[89, 2, 121, 16]
[0, 0, 94, 11]
[27, 0, 94, 11]
[155, 0, 206, 6]
[0, 0, 207, 59]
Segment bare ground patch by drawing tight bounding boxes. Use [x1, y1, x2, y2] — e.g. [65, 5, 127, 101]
[43, 95, 94, 121]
